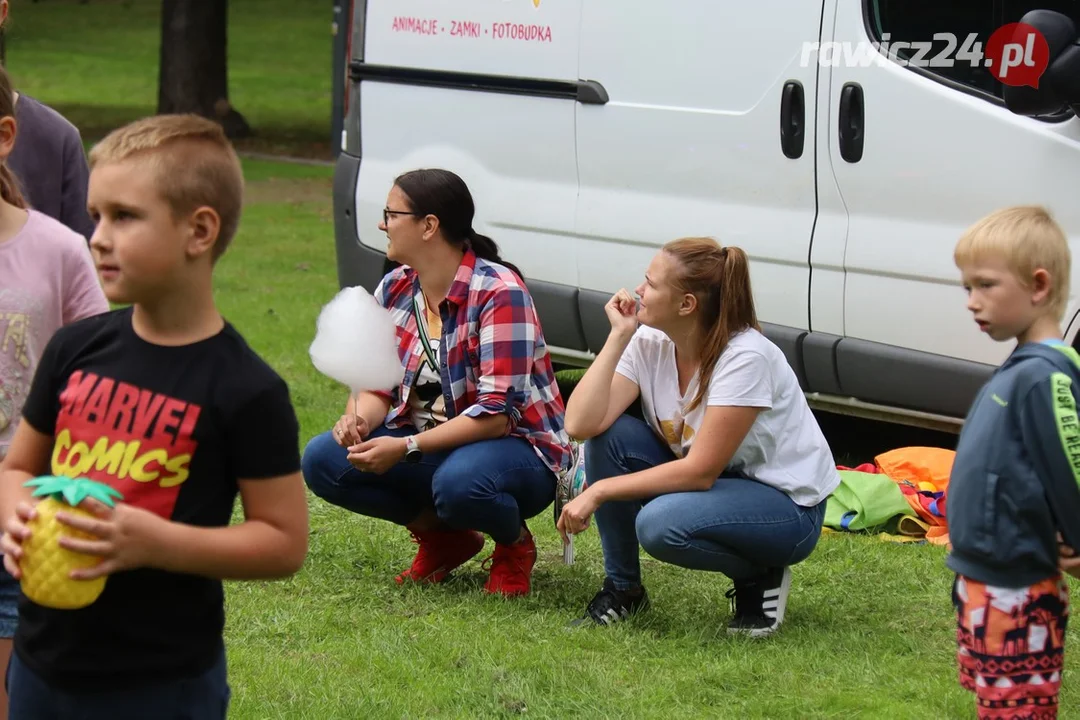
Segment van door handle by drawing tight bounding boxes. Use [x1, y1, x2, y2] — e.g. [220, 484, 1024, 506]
[838, 82, 864, 163]
[780, 81, 805, 159]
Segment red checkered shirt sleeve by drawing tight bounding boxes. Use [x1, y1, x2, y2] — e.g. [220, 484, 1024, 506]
[368, 271, 405, 405]
[461, 283, 537, 432]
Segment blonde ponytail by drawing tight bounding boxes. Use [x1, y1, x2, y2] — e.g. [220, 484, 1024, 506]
[663, 238, 760, 413]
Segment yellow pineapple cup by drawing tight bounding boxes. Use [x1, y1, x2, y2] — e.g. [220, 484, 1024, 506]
[20, 476, 124, 610]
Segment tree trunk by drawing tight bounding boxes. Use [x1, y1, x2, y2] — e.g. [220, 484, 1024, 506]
[157, 0, 250, 138]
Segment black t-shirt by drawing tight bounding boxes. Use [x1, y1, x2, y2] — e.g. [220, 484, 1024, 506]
[14, 308, 301, 691]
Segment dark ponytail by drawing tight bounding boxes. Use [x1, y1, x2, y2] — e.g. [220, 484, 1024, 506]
[664, 238, 760, 414]
[0, 65, 25, 209]
[464, 228, 523, 281]
[394, 168, 524, 281]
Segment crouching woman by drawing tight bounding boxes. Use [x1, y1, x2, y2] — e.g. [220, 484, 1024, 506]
[558, 237, 840, 636]
[301, 169, 572, 597]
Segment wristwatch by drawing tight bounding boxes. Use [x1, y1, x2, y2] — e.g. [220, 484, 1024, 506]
[405, 436, 422, 463]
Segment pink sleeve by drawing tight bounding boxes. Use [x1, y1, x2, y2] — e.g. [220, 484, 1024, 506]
[62, 238, 109, 324]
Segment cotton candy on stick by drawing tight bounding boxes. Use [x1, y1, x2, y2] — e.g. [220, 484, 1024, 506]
[309, 286, 404, 393]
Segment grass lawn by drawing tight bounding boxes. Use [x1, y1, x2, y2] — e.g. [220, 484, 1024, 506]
[208, 160, 1076, 718]
[5, 0, 333, 158]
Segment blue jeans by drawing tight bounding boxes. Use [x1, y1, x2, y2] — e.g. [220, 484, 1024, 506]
[301, 425, 556, 546]
[6, 646, 230, 719]
[586, 415, 827, 590]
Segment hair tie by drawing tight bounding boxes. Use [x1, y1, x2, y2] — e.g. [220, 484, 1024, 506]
[720, 247, 729, 261]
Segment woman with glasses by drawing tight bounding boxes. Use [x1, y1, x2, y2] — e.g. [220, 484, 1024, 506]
[557, 238, 840, 636]
[301, 168, 572, 597]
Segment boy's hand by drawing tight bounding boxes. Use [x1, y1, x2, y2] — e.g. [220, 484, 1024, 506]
[0, 502, 38, 579]
[1058, 533, 1080, 579]
[55, 499, 167, 580]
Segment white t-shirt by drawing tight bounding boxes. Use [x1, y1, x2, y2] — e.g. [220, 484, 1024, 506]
[615, 326, 841, 507]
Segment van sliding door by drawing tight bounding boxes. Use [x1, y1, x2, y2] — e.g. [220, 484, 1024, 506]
[572, 0, 826, 363]
[818, 0, 1080, 417]
[354, 0, 584, 315]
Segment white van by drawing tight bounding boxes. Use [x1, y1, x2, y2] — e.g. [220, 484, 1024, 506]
[331, 0, 1080, 433]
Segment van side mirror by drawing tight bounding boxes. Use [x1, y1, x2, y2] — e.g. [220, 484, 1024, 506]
[1002, 10, 1080, 117]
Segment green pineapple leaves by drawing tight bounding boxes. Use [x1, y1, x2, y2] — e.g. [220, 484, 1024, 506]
[24, 476, 124, 509]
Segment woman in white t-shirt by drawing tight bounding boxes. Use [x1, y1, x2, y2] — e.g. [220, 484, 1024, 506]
[558, 237, 840, 636]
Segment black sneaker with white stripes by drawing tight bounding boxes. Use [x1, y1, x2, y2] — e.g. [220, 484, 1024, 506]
[571, 578, 650, 627]
[725, 566, 792, 638]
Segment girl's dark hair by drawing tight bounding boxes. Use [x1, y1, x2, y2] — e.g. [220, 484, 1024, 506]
[394, 168, 522, 280]
[0, 65, 26, 210]
[664, 237, 760, 414]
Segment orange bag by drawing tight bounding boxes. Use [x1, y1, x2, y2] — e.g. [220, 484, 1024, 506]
[874, 446, 955, 547]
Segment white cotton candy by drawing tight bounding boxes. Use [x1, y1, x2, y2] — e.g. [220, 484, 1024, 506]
[309, 286, 404, 393]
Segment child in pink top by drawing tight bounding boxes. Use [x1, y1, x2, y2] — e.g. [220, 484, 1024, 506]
[0, 211, 106, 453]
[0, 64, 107, 717]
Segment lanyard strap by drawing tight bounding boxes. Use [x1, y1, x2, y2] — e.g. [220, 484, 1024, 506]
[412, 294, 440, 370]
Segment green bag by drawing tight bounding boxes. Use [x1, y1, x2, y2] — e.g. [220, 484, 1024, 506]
[824, 470, 915, 533]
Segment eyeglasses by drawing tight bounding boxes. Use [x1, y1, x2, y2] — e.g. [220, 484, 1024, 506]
[383, 208, 423, 225]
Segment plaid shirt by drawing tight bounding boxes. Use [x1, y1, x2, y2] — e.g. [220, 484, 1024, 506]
[372, 250, 572, 475]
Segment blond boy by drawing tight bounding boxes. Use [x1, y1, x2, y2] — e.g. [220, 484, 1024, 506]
[0, 115, 308, 718]
[948, 205, 1080, 719]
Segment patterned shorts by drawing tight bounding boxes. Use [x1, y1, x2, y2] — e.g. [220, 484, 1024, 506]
[953, 574, 1070, 719]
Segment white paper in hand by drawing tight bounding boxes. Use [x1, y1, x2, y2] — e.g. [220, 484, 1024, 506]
[309, 286, 404, 393]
